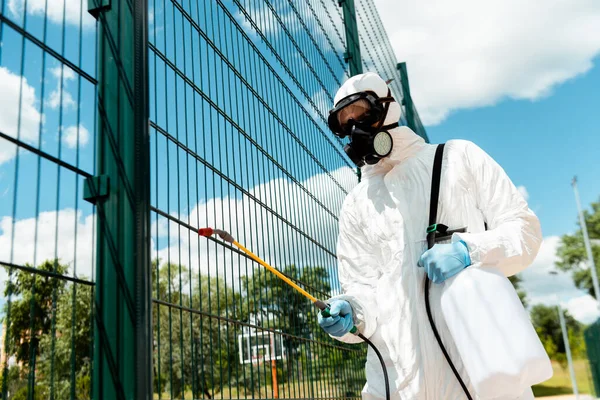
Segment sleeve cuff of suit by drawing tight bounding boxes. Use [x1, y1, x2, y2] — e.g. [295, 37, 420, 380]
[326, 293, 376, 344]
[451, 232, 482, 267]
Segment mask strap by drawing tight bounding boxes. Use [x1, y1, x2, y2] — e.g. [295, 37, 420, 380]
[380, 122, 399, 131]
[374, 89, 393, 130]
[376, 87, 396, 104]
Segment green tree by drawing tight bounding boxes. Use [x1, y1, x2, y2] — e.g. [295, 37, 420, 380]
[0, 366, 26, 399]
[0, 261, 92, 399]
[243, 265, 330, 335]
[508, 274, 528, 308]
[37, 283, 93, 399]
[152, 261, 244, 399]
[243, 265, 331, 380]
[243, 264, 366, 397]
[556, 199, 600, 298]
[1, 260, 68, 365]
[530, 304, 586, 368]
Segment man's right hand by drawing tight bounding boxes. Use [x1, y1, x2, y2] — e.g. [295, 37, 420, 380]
[318, 299, 354, 337]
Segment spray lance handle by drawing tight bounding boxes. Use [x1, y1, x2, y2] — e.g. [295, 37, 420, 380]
[200, 227, 358, 334]
[314, 300, 358, 335]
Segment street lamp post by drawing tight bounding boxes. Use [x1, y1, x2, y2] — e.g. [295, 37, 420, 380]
[550, 271, 579, 399]
[572, 176, 600, 309]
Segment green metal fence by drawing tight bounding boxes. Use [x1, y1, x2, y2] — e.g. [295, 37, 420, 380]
[585, 319, 600, 396]
[0, 0, 427, 398]
[0, 0, 98, 396]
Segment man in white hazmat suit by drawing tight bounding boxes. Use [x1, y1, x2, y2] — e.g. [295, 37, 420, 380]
[317, 72, 542, 399]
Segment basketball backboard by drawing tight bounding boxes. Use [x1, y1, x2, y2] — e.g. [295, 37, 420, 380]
[238, 329, 285, 365]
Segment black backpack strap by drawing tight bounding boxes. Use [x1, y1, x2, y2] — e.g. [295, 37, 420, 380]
[423, 143, 474, 400]
[427, 144, 445, 250]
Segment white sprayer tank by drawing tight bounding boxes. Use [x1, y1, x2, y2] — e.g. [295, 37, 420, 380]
[440, 266, 553, 399]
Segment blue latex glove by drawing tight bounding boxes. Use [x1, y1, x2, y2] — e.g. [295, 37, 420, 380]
[317, 299, 354, 337]
[418, 241, 472, 284]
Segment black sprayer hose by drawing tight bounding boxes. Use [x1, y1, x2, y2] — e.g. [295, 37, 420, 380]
[358, 333, 391, 400]
[424, 275, 473, 400]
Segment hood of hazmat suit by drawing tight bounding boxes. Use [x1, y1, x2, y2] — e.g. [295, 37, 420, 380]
[329, 72, 542, 400]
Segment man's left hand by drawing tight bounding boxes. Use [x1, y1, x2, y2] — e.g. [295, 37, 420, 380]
[418, 241, 471, 284]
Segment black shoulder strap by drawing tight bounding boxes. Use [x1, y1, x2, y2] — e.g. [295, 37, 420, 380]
[427, 144, 445, 250]
[424, 143, 474, 399]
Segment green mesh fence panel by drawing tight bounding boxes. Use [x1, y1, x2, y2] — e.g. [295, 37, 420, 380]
[585, 320, 600, 397]
[0, 0, 98, 397]
[148, 0, 365, 396]
[1, 0, 428, 398]
[356, 0, 428, 141]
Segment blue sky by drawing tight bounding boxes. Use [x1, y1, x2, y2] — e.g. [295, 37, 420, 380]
[428, 59, 600, 238]
[0, 0, 358, 297]
[373, 0, 600, 323]
[1, 0, 600, 325]
[424, 58, 600, 324]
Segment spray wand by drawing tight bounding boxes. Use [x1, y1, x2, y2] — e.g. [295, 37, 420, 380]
[199, 227, 390, 400]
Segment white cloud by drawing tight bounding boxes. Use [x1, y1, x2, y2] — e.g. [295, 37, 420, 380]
[520, 236, 576, 303]
[566, 295, 599, 325]
[373, 0, 600, 125]
[0, 67, 43, 165]
[287, 1, 345, 53]
[242, 1, 303, 37]
[48, 88, 76, 110]
[50, 66, 76, 82]
[0, 210, 96, 293]
[234, 1, 344, 58]
[152, 166, 355, 291]
[8, 0, 95, 29]
[0, 165, 355, 299]
[517, 185, 529, 202]
[232, 3, 277, 36]
[62, 124, 90, 148]
[307, 88, 333, 123]
[47, 65, 77, 111]
[147, 6, 164, 38]
[519, 236, 599, 323]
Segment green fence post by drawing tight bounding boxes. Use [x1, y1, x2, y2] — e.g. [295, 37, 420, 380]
[88, 0, 152, 396]
[397, 62, 416, 133]
[585, 321, 600, 397]
[339, 0, 363, 76]
[397, 62, 430, 143]
[339, 0, 363, 181]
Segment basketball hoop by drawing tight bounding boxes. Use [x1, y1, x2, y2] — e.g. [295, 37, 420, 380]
[238, 330, 285, 365]
[238, 329, 284, 399]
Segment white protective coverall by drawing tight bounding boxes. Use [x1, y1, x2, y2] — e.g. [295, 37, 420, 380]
[329, 72, 542, 400]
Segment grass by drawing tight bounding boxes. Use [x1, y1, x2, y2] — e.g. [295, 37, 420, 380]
[151, 359, 597, 398]
[533, 359, 595, 397]
[153, 379, 351, 399]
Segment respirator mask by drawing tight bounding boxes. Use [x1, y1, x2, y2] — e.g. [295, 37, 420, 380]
[327, 89, 398, 167]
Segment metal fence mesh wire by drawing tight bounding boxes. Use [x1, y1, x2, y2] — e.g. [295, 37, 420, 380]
[0, 0, 98, 396]
[149, 1, 364, 397]
[0, 0, 422, 398]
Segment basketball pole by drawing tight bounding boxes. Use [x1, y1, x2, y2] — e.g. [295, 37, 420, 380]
[270, 332, 279, 398]
[272, 358, 279, 398]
